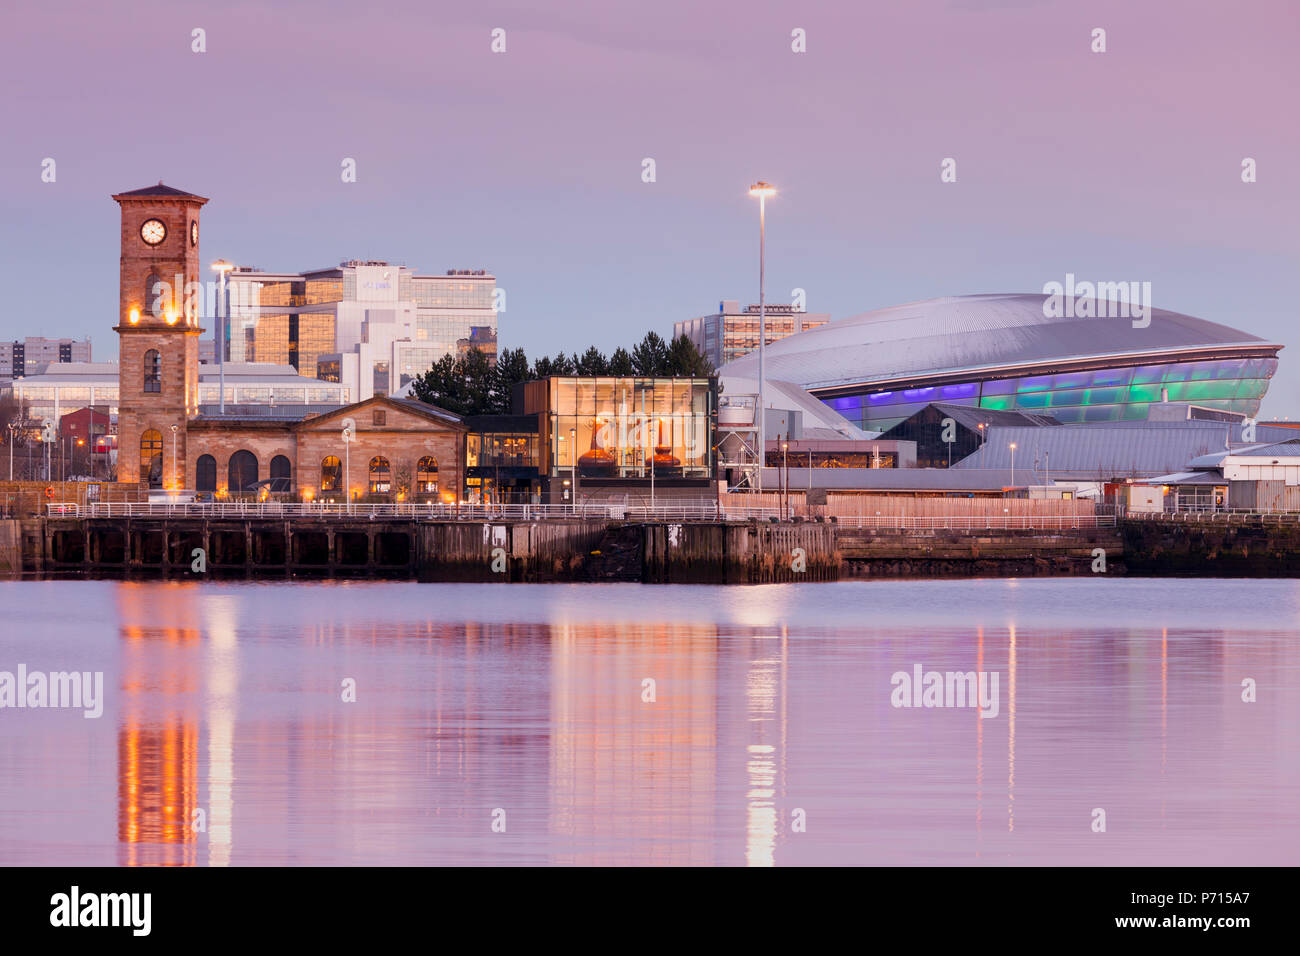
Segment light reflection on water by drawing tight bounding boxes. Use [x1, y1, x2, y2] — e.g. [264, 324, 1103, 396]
[0, 579, 1297, 866]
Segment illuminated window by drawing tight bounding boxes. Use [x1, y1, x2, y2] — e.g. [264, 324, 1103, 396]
[320, 456, 341, 492]
[140, 429, 162, 487]
[368, 456, 391, 493]
[416, 456, 438, 493]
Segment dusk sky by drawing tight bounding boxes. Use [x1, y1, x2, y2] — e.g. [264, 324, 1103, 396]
[3, 0, 1298, 410]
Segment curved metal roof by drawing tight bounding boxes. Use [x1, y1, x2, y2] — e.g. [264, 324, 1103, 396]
[718, 293, 1280, 391]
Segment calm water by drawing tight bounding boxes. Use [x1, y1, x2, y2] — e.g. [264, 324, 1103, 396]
[0, 578, 1297, 866]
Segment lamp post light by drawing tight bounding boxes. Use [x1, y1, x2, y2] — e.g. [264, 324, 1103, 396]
[781, 438, 789, 520]
[570, 426, 577, 514]
[977, 422, 987, 467]
[339, 417, 357, 511]
[7, 423, 15, 481]
[748, 180, 775, 494]
[211, 259, 235, 415]
[1009, 441, 1017, 489]
[170, 424, 179, 491]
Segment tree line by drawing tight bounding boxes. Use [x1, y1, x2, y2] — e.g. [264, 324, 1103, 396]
[409, 331, 713, 416]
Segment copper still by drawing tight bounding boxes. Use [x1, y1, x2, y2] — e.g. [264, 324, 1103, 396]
[652, 418, 681, 475]
[577, 417, 617, 477]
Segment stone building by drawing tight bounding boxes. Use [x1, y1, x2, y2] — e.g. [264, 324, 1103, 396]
[113, 183, 465, 499]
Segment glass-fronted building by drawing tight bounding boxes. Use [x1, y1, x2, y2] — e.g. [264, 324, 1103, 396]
[717, 294, 1282, 434]
[527, 377, 714, 479]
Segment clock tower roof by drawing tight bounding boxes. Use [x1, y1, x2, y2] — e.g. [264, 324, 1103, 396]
[113, 182, 209, 203]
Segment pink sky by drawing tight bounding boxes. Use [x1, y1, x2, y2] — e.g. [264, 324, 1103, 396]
[3, 0, 1298, 409]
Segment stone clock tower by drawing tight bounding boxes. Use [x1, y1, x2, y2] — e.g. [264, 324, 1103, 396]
[113, 183, 208, 488]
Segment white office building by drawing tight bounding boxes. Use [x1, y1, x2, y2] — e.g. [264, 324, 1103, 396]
[223, 262, 498, 400]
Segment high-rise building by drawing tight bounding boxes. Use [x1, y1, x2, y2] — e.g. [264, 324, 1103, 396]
[674, 300, 830, 369]
[0, 337, 92, 379]
[224, 263, 497, 399]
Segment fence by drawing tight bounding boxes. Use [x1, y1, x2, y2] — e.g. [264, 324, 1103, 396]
[46, 500, 784, 521]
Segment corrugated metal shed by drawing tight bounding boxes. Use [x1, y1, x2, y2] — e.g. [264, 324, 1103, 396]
[954, 423, 1232, 478]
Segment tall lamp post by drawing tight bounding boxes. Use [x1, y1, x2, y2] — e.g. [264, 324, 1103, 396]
[748, 181, 775, 494]
[1010, 441, 1018, 489]
[170, 424, 179, 490]
[781, 438, 789, 520]
[211, 259, 234, 415]
[570, 426, 577, 514]
[7, 423, 15, 481]
[341, 418, 356, 512]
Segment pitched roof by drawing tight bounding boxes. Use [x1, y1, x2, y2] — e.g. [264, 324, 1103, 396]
[112, 182, 209, 201]
[296, 394, 465, 430]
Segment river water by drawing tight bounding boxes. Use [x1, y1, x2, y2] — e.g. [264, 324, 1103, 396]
[0, 578, 1296, 866]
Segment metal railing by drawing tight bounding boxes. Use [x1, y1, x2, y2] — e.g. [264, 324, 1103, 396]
[829, 514, 1115, 530]
[45, 500, 784, 521]
[1124, 509, 1300, 524]
[42, 500, 1117, 528]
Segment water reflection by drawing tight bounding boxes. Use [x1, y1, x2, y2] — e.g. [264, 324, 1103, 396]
[117, 586, 202, 866]
[0, 579, 1296, 866]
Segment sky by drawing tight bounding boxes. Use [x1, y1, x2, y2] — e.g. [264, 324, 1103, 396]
[2, 0, 1298, 411]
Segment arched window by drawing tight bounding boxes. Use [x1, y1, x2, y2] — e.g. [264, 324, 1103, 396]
[228, 450, 258, 493]
[320, 456, 341, 492]
[270, 455, 291, 492]
[368, 456, 391, 494]
[140, 430, 162, 487]
[196, 454, 217, 492]
[416, 456, 438, 493]
[143, 350, 161, 393]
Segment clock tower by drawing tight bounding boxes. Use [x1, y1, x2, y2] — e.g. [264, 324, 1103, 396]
[112, 183, 208, 488]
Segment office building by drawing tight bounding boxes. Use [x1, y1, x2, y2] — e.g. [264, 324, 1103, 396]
[224, 262, 498, 399]
[0, 337, 92, 379]
[675, 300, 829, 369]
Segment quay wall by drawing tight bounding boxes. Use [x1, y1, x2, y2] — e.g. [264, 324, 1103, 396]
[0, 515, 1191, 582]
[837, 527, 1123, 577]
[1120, 517, 1300, 576]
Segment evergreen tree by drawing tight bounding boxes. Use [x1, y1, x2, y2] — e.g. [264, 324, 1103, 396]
[492, 347, 533, 413]
[666, 334, 714, 377]
[575, 345, 609, 376]
[607, 346, 634, 375]
[631, 331, 670, 376]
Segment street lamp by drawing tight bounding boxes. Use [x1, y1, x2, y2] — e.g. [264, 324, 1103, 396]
[1009, 441, 1017, 488]
[570, 426, 577, 514]
[781, 438, 789, 520]
[211, 259, 235, 414]
[7, 423, 15, 481]
[170, 424, 179, 490]
[748, 180, 775, 494]
[977, 422, 987, 467]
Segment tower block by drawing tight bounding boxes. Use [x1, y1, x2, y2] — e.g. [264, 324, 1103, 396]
[112, 184, 208, 489]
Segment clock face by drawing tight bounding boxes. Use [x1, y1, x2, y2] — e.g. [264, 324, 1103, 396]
[190, 220, 198, 246]
[140, 219, 166, 246]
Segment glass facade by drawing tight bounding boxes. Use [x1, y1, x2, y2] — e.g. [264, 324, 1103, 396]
[467, 433, 538, 469]
[823, 357, 1278, 432]
[544, 377, 714, 479]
